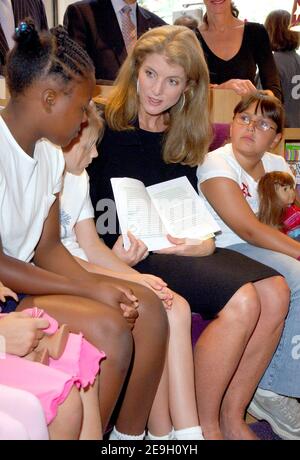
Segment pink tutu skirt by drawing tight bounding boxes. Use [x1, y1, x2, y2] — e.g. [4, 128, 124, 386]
[0, 308, 105, 424]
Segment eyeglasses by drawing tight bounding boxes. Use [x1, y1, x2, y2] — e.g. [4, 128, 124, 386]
[235, 113, 277, 132]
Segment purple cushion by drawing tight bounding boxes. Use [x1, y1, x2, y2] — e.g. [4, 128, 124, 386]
[191, 313, 211, 348]
[209, 123, 230, 152]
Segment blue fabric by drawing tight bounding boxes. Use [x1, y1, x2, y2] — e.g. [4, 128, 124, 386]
[229, 242, 300, 397]
[0, 294, 26, 313]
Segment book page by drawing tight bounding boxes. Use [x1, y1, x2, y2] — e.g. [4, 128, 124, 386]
[147, 176, 220, 240]
[111, 178, 173, 251]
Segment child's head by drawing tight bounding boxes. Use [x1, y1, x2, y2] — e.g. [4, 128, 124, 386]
[231, 91, 284, 155]
[63, 101, 104, 175]
[5, 19, 96, 147]
[257, 171, 296, 227]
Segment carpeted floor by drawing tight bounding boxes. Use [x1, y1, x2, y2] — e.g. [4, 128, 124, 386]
[250, 421, 281, 440]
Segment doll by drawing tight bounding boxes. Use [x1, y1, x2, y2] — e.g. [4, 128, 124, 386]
[257, 171, 300, 240]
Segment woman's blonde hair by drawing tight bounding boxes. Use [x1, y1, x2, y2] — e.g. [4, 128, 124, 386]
[257, 171, 295, 228]
[105, 25, 212, 166]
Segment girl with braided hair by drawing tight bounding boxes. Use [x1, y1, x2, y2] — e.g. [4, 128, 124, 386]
[0, 19, 168, 440]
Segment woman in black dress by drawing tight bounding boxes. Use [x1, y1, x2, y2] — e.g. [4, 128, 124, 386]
[88, 25, 289, 439]
[196, 0, 281, 99]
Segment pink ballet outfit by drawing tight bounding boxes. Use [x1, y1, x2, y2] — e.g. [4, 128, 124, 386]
[0, 308, 105, 424]
[281, 204, 300, 239]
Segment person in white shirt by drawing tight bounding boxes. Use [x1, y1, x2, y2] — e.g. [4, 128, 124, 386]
[1, 18, 169, 440]
[61, 101, 202, 440]
[197, 90, 300, 440]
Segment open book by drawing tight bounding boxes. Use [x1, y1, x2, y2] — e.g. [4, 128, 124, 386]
[111, 176, 220, 251]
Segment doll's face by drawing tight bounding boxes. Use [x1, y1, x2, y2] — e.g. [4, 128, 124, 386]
[275, 183, 296, 207]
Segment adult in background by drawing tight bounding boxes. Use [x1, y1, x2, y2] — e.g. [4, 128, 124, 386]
[196, 0, 282, 99]
[64, 0, 166, 83]
[0, 0, 48, 75]
[264, 9, 300, 128]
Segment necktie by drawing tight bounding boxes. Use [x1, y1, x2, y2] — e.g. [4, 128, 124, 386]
[120, 5, 137, 53]
[0, 0, 15, 50]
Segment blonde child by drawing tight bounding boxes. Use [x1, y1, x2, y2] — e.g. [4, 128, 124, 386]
[61, 101, 202, 440]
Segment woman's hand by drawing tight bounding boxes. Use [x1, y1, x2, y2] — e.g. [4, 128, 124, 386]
[154, 235, 215, 257]
[112, 232, 149, 266]
[0, 282, 18, 302]
[0, 312, 49, 356]
[212, 79, 257, 96]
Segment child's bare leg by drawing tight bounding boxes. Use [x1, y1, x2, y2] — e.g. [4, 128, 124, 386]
[147, 353, 172, 437]
[48, 386, 82, 440]
[220, 276, 289, 440]
[113, 283, 168, 436]
[195, 283, 261, 440]
[79, 376, 102, 440]
[18, 295, 133, 431]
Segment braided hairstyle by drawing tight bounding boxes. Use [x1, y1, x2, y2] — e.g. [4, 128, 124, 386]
[6, 18, 94, 96]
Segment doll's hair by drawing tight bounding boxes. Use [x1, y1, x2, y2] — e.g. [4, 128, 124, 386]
[257, 171, 295, 228]
[233, 91, 285, 134]
[5, 18, 94, 96]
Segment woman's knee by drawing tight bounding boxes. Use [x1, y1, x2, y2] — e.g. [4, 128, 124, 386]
[221, 283, 261, 328]
[258, 276, 290, 321]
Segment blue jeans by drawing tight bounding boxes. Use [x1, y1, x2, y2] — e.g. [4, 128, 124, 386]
[229, 243, 300, 397]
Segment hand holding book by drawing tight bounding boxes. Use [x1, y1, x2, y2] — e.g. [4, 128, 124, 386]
[111, 176, 220, 252]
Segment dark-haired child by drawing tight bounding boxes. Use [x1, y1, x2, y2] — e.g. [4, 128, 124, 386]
[197, 90, 300, 440]
[0, 19, 168, 439]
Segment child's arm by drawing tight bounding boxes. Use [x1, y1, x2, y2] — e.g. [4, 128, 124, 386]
[201, 177, 300, 258]
[0, 200, 138, 323]
[75, 219, 173, 308]
[75, 219, 140, 274]
[112, 233, 149, 267]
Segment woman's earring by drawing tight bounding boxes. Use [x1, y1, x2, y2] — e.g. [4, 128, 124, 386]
[178, 92, 186, 112]
[136, 79, 140, 95]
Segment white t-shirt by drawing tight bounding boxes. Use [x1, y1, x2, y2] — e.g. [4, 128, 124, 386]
[60, 170, 94, 261]
[196, 143, 292, 247]
[0, 116, 65, 262]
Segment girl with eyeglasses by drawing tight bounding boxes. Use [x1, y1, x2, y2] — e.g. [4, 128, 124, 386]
[197, 90, 300, 440]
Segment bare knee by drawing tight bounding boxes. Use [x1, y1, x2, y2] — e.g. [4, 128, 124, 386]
[131, 284, 169, 334]
[167, 293, 191, 329]
[48, 386, 82, 440]
[89, 309, 133, 369]
[221, 283, 261, 329]
[257, 276, 290, 322]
